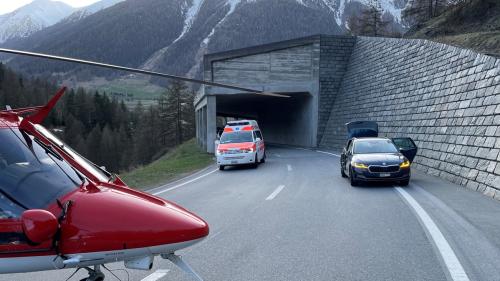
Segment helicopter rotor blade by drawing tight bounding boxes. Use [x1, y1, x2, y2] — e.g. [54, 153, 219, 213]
[0, 48, 289, 98]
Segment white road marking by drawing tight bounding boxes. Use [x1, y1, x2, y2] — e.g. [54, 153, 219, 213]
[266, 185, 285, 201]
[141, 269, 170, 281]
[147, 165, 214, 193]
[315, 150, 340, 157]
[287, 164, 292, 171]
[395, 187, 470, 281]
[152, 169, 218, 196]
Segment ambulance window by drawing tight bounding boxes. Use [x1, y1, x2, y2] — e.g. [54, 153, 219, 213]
[220, 131, 253, 144]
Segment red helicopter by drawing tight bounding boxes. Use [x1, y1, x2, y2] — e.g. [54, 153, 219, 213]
[0, 48, 284, 281]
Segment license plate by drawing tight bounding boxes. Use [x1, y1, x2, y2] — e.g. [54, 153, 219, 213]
[380, 173, 391, 177]
[231, 161, 238, 164]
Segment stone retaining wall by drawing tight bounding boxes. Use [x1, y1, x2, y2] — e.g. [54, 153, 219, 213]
[320, 37, 500, 198]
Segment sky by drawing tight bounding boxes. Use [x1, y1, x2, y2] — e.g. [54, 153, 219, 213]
[0, 0, 101, 15]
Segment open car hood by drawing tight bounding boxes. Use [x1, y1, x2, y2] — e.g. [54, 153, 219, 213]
[346, 121, 378, 139]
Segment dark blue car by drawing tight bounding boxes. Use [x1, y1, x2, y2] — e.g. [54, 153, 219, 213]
[340, 121, 418, 186]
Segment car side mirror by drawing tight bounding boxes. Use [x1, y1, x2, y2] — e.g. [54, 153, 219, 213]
[256, 138, 261, 141]
[21, 210, 58, 244]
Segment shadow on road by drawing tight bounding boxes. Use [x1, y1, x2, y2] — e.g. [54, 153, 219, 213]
[353, 181, 397, 189]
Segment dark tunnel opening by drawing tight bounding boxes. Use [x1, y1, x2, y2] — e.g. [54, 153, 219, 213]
[215, 92, 314, 147]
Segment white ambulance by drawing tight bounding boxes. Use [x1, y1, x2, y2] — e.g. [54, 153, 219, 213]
[216, 120, 266, 170]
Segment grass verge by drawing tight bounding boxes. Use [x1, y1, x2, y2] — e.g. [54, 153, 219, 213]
[120, 139, 213, 189]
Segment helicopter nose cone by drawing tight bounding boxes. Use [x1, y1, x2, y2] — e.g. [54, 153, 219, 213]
[58, 188, 209, 253]
[162, 201, 209, 242]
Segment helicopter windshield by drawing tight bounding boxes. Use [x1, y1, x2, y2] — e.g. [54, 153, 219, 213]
[0, 127, 82, 218]
[33, 124, 111, 183]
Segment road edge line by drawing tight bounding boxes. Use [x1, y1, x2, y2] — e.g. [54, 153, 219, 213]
[152, 169, 218, 196]
[315, 150, 340, 157]
[395, 186, 470, 281]
[141, 269, 170, 281]
[147, 165, 215, 194]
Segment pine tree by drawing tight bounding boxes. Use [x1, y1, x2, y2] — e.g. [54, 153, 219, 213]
[348, 0, 390, 37]
[100, 125, 119, 172]
[0, 63, 199, 172]
[117, 124, 133, 170]
[132, 104, 163, 165]
[158, 81, 195, 146]
[402, 0, 449, 27]
[86, 125, 103, 166]
[64, 114, 86, 147]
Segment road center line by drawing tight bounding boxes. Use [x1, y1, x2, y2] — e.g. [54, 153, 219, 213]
[266, 185, 285, 201]
[152, 169, 218, 196]
[315, 150, 340, 157]
[395, 187, 470, 281]
[141, 269, 170, 281]
[287, 164, 292, 171]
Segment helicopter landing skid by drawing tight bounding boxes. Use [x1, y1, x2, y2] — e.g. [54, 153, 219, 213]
[79, 265, 105, 281]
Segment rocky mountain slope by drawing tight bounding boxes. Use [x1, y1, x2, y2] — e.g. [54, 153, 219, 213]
[407, 0, 500, 57]
[63, 0, 125, 23]
[3, 0, 410, 84]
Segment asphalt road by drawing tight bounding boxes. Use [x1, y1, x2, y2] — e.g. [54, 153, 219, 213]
[3, 147, 500, 281]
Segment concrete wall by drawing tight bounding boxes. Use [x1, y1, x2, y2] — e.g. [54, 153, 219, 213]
[320, 37, 500, 198]
[200, 36, 322, 149]
[203, 36, 321, 95]
[318, 35, 356, 143]
[212, 45, 315, 86]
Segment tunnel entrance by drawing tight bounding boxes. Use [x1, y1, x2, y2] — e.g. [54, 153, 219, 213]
[215, 92, 314, 147]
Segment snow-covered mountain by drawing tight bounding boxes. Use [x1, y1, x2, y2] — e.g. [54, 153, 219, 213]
[292, 0, 408, 27]
[63, 0, 126, 23]
[5, 0, 410, 82]
[0, 0, 126, 44]
[0, 0, 75, 43]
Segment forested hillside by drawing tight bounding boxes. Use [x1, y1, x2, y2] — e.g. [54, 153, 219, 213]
[0, 63, 195, 173]
[3, 0, 345, 84]
[3, 0, 185, 79]
[406, 0, 500, 56]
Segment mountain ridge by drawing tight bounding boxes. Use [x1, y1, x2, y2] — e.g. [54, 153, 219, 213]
[2, 0, 409, 86]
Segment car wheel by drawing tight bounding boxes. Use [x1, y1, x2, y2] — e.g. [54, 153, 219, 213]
[253, 155, 259, 168]
[261, 152, 266, 163]
[341, 166, 347, 178]
[349, 167, 358, 186]
[400, 179, 410, 186]
[219, 165, 225, 171]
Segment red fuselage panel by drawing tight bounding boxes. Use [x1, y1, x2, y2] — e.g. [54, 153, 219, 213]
[52, 186, 209, 254]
